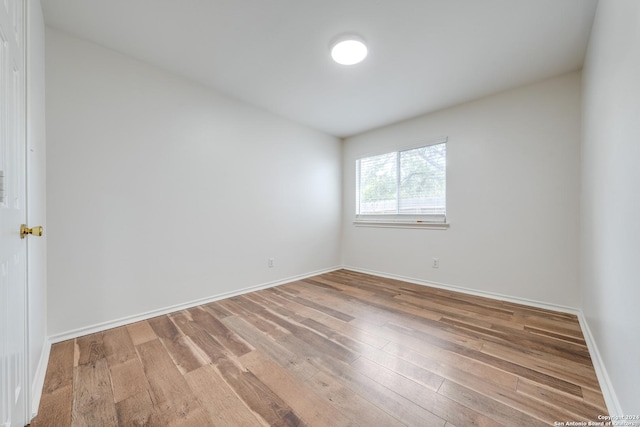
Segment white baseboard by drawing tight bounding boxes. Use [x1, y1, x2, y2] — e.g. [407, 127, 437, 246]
[48, 266, 342, 344]
[30, 337, 51, 420]
[342, 265, 580, 315]
[43, 264, 623, 417]
[342, 265, 623, 415]
[577, 312, 623, 416]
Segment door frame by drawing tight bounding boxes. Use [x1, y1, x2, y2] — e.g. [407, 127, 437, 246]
[24, 0, 47, 422]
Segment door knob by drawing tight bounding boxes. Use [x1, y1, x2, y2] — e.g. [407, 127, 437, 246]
[20, 224, 43, 239]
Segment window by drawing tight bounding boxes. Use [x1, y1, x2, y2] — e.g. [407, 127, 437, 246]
[355, 140, 447, 226]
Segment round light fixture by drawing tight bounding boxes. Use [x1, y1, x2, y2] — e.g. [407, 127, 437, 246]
[330, 35, 368, 65]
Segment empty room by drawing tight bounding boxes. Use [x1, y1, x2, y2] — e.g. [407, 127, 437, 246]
[1, 0, 639, 426]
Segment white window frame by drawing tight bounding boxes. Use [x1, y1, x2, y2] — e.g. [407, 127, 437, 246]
[354, 137, 449, 229]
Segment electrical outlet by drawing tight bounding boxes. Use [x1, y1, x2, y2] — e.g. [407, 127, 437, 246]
[268, 258, 275, 268]
[432, 258, 439, 268]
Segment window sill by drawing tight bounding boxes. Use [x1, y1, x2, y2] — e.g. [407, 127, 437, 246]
[353, 220, 450, 230]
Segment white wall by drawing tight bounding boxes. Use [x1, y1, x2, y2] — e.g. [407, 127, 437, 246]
[45, 29, 342, 336]
[26, 0, 48, 414]
[581, 0, 640, 414]
[342, 72, 581, 307]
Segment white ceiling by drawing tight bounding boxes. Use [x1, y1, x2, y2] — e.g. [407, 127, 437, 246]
[42, 0, 598, 138]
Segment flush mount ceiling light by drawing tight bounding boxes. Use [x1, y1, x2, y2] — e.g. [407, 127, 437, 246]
[330, 34, 368, 65]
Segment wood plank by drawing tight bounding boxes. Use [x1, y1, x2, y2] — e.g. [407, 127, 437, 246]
[117, 386, 214, 427]
[256, 293, 388, 348]
[167, 334, 207, 374]
[523, 325, 587, 346]
[581, 387, 608, 413]
[215, 298, 290, 339]
[108, 357, 148, 403]
[259, 288, 390, 348]
[29, 385, 73, 427]
[304, 350, 447, 427]
[222, 315, 319, 381]
[40, 339, 74, 394]
[383, 316, 486, 352]
[126, 320, 157, 345]
[516, 379, 603, 421]
[240, 350, 355, 426]
[156, 403, 213, 427]
[356, 347, 446, 392]
[103, 326, 137, 366]
[515, 313, 583, 336]
[433, 359, 591, 425]
[187, 306, 252, 357]
[202, 301, 233, 319]
[433, 316, 592, 368]
[135, 339, 206, 424]
[214, 358, 308, 427]
[383, 322, 583, 396]
[396, 287, 515, 320]
[247, 291, 384, 359]
[148, 315, 205, 374]
[305, 370, 407, 427]
[148, 315, 185, 341]
[488, 323, 591, 364]
[438, 379, 548, 426]
[480, 341, 601, 391]
[114, 390, 155, 427]
[266, 285, 356, 322]
[381, 341, 518, 391]
[350, 356, 500, 427]
[71, 359, 118, 426]
[75, 333, 105, 366]
[236, 295, 358, 364]
[175, 307, 298, 427]
[283, 282, 401, 326]
[184, 365, 266, 426]
[181, 328, 227, 365]
[394, 294, 518, 330]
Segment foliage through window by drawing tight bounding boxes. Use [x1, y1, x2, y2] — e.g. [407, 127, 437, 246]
[356, 142, 446, 223]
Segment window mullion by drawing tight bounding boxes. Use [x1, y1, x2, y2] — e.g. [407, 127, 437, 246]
[355, 139, 447, 220]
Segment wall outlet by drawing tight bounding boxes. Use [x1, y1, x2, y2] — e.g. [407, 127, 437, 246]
[268, 258, 275, 268]
[432, 258, 439, 268]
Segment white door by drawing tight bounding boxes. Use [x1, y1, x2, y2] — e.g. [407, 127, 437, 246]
[0, 1, 27, 426]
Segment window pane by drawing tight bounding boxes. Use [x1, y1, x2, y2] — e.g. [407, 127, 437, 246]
[357, 152, 397, 214]
[399, 143, 446, 215]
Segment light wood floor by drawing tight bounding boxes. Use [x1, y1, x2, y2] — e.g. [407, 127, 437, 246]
[30, 270, 607, 426]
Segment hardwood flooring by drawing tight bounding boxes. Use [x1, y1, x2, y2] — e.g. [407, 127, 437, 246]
[29, 270, 607, 426]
